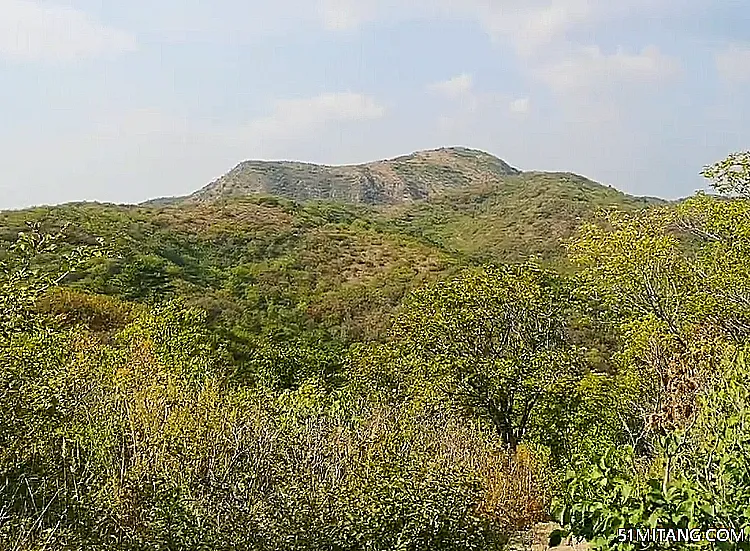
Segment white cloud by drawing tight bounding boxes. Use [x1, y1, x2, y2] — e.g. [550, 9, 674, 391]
[454, 0, 593, 54]
[0, 92, 387, 208]
[318, 0, 379, 30]
[91, 0, 686, 54]
[528, 45, 682, 127]
[246, 92, 386, 140]
[313, 0, 591, 54]
[509, 97, 531, 114]
[716, 44, 750, 83]
[536, 45, 681, 95]
[312, 0, 683, 57]
[427, 73, 474, 99]
[0, 0, 136, 62]
[427, 74, 480, 131]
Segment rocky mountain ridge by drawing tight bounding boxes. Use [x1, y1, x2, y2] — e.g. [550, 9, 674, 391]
[186, 147, 521, 205]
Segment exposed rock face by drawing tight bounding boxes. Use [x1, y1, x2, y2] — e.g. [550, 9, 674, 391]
[188, 147, 522, 205]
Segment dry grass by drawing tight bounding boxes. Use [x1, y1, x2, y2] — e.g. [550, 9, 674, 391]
[476, 445, 551, 531]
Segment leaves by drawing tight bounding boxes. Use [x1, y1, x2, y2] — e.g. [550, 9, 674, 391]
[702, 151, 750, 198]
[558, 151, 750, 549]
[393, 263, 584, 452]
[2, 149, 750, 550]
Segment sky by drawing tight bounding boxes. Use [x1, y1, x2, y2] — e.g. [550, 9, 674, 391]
[0, 0, 748, 209]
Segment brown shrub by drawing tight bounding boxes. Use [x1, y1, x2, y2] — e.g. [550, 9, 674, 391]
[476, 444, 551, 532]
[37, 288, 138, 332]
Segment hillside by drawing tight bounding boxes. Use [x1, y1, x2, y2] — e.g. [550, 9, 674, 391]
[182, 147, 522, 205]
[0, 147, 663, 344]
[0, 199, 459, 346]
[4, 146, 746, 551]
[377, 169, 662, 261]
[144, 146, 663, 260]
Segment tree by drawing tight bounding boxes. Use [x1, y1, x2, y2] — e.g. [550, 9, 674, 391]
[393, 263, 582, 452]
[557, 150, 750, 548]
[701, 150, 750, 198]
[0, 222, 103, 338]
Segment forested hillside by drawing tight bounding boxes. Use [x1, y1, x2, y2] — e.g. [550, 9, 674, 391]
[0, 151, 659, 357]
[2, 149, 749, 550]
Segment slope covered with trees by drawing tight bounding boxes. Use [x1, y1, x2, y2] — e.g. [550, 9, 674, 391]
[2, 149, 748, 550]
[0, 152, 660, 385]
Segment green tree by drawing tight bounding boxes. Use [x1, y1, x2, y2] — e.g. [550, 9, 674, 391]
[557, 150, 750, 548]
[701, 150, 750, 198]
[0, 221, 102, 337]
[393, 263, 582, 452]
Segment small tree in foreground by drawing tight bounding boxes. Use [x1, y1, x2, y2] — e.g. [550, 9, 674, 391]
[393, 263, 583, 452]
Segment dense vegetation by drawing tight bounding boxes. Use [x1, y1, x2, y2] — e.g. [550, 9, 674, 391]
[1, 150, 749, 550]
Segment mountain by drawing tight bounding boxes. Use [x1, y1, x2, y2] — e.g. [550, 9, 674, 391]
[168, 147, 522, 205]
[0, 147, 666, 343]
[145, 146, 661, 261]
[155, 145, 664, 257]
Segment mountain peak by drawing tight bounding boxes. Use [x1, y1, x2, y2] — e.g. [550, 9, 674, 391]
[188, 147, 521, 205]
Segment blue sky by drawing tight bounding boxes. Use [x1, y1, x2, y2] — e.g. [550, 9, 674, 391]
[0, 0, 748, 209]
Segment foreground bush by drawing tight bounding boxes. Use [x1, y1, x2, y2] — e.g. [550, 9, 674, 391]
[1, 300, 540, 550]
